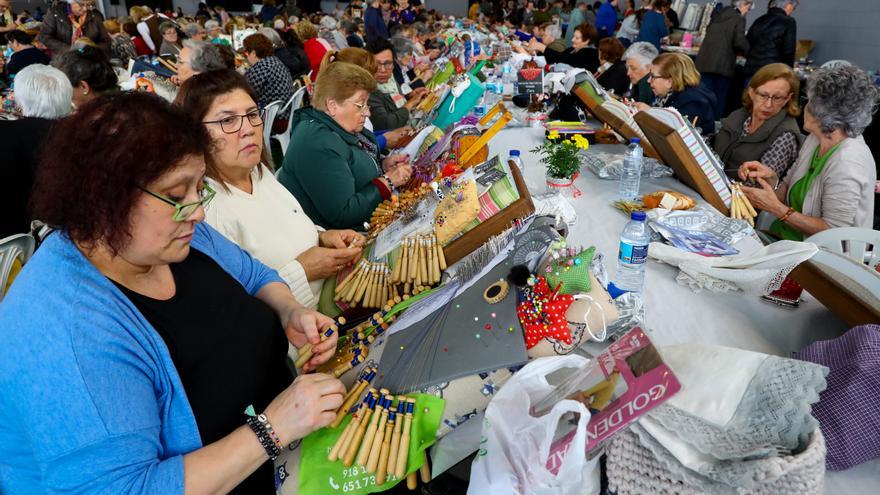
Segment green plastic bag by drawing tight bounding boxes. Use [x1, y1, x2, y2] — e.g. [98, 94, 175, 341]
[427, 61, 455, 88]
[298, 394, 445, 495]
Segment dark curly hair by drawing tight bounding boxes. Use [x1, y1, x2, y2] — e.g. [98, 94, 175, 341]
[31, 92, 211, 254]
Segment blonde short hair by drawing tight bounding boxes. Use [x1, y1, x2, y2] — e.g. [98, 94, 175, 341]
[313, 62, 377, 112]
[103, 19, 121, 34]
[743, 63, 800, 117]
[320, 48, 377, 76]
[653, 52, 700, 92]
[293, 20, 318, 41]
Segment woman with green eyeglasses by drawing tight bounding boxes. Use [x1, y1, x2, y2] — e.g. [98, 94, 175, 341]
[0, 92, 344, 493]
[177, 69, 365, 311]
[713, 63, 804, 180]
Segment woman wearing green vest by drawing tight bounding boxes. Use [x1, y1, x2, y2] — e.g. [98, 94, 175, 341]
[739, 65, 879, 241]
[278, 62, 412, 230]
[714, 63, 803, 181]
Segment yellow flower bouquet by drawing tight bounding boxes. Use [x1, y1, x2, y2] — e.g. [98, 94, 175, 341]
[532, 132, 589, 179]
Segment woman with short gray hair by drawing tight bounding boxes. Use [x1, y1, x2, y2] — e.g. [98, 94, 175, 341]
[622, 41, 658, 104]
[740, 65, 880, 241]
[0, 64, 72, 237]
[175, 39, 227, 84]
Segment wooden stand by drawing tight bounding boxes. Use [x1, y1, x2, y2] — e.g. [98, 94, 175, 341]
[633, 111, 730, 216]
[572, 85, 660, 161]
[441, 160, 535, 265]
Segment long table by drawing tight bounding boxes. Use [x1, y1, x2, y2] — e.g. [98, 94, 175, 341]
[484, 126, 880, 494]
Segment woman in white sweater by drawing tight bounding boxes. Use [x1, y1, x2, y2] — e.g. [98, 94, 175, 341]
[176, 70, 363, 309]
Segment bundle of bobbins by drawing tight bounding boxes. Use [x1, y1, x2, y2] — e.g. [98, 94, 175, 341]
[391, 232, 446, 294]
[728, 182, 758, 227]
[317, 302, 400, 376]
[335, 232, 447, 308]
[293, 316, 347, 369]
[334, 259, 394, 308]
[327, 389, 431, 491]
[367, 183, 432, 240]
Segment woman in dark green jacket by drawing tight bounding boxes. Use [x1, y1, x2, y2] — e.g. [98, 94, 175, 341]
[278, 62, 412, 230]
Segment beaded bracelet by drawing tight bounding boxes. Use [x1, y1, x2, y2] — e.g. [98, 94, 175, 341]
[779, 207, 796, 223]
[244, 405, 281, 461]
[257, 413, 284, 453]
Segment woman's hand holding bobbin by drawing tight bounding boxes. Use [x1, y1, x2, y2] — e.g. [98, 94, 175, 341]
[382, 154, 413, 187]
[263, 374, 346, 444]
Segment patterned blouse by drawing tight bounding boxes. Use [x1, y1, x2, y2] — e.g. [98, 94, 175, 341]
[742, 116, 800, 180]
[245, 55, 295, 120]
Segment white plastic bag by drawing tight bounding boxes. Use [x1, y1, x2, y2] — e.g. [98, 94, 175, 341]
[468, 355, 600, 495]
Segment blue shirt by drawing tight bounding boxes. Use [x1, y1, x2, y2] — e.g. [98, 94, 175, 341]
[0, 223, 284, 493]
[365, 6, 389, 43]
[637, 10, 669, 50]
[595, 1, 619, 38]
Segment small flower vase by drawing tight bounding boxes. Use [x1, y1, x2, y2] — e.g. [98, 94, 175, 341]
[545, 171, 581, 198]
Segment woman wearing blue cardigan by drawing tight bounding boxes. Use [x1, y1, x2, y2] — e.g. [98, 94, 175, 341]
[0, 92, 343, 494]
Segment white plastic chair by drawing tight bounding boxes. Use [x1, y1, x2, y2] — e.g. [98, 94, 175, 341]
[0, 233, 36, 301]
[272, 85, 308, 158]
[261, 100, 283, 155]
[806, 227, 880, 269]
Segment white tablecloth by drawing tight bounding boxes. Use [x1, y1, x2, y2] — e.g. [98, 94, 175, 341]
[485, 126, 880, 493]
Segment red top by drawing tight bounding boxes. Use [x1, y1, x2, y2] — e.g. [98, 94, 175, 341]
[132, 35, 153, 56]
[303, 38, 328, 81]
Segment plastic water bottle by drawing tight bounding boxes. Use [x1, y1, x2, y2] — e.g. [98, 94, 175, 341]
[509, 150, 524, 174]
[501, 62, 515, 95]
[618, 138, 644, 200]
[615, 211, 650, 292]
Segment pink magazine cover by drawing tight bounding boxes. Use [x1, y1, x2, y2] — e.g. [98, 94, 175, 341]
[545, 327, 681, 474]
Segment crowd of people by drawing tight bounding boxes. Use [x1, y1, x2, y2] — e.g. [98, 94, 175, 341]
[0, 0, 878, 493]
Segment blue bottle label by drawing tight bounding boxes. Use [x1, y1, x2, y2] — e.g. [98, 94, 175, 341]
[618, 241, 648, 264]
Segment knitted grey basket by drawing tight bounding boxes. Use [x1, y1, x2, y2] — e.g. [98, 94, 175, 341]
[606, 427, 826, 495]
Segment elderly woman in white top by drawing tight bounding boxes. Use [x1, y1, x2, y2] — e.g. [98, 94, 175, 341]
[176, 69, 363, 309]
[740, 65, 880, 241]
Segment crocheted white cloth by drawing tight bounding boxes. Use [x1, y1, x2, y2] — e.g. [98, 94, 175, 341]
[648, 240, 818, 295]
[607, 427, 826, 495]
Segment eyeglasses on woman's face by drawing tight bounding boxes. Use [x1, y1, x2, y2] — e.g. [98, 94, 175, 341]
[647, 72, 668, 81]
[349, 100, 370, 115]
[203, 110, 263, 134]
[140, 181, 216, 222]
[752, 90, 790, 105]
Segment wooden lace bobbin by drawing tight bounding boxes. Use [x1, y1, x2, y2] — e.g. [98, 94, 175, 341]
[429, 237, 441, 284]
[333, 376, 376, 428]
[329, 397, 366, 462]
[334, 260, 363, 297]
[366, 266, 378, 308]
[294, 324, 336, 368]
[419, 237, 430, 285]
[351, 263, 373, 304]
[407, 472, 418, 490]
[436, 234, 447, 270]
[375, 412, 396, 485]
[342, 263, 367, 303]
[426, 237, 436, 284]
[343, 393, 378, 466]
[366, 394, 394, 472]
[408, 239, 419, 281]
[355, 393, 386, 466]
[419, 452, 430, 483]
[386, 397, 406, 477]
[394, 398, 416, 479]
[333, 354, 364, 378]
[392, 238, 407, 283]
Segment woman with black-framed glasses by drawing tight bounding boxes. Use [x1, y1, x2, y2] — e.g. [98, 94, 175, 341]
[177, 69, 366, 312]
[0, 92, 344, 493]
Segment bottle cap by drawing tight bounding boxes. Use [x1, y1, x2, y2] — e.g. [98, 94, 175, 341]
[630, 138, 640, 144]
[631, 211, 647, 221]
[509, 150, 520, 157]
